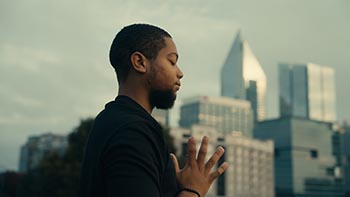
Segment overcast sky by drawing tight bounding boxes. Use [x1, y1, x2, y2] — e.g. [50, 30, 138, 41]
[1, 0, 349, 171]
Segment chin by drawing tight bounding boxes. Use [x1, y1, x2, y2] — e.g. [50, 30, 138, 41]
[155, 96, 176, 109]
[150, 89, 176, 110]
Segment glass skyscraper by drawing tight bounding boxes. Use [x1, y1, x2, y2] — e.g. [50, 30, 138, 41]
[221, 31, 267, 122]
[179, 95, 253, 136]
[279, 63, 336, 122]
[254, 117, 344, 196]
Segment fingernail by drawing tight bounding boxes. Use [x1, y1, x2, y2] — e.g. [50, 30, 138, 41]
[218, 146, 224, 152]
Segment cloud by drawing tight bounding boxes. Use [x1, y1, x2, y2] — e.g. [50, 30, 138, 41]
[1, 44, 60, 72]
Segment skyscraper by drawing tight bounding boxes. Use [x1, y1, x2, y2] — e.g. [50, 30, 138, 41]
[179, 95, 254, 136]
[254, 117, 344, 196]
[279, 63, 336, 122]
[221, 31, 267, 122]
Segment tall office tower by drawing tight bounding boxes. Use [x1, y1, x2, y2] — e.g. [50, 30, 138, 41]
[221, 31, 267, 122]
[171, 125, 275, 197]
[279, 63, 336, 122]
[179, 95, 254, 136]
[151, 108, 169, 127]
[19, 133, 68, 172]
[254, 117, 344, 196]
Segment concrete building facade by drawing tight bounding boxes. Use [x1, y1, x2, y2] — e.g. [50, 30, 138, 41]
[171, 125, 274, 197]
[179, 95, 253, 137]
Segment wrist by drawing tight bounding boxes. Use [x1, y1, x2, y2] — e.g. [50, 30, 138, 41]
[176, 187, 201, 197]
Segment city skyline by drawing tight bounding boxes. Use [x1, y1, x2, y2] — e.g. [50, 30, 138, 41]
[1, 0, 349, 171]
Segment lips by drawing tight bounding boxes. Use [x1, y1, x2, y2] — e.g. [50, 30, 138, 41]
[175, 82, 181, 91]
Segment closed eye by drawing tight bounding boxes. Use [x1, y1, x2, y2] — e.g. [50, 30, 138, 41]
[169, 60, 176, 66]
[167, 53, 178, 66]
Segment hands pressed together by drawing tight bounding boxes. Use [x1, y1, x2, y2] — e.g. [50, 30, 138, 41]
[171, 136, 229, 197]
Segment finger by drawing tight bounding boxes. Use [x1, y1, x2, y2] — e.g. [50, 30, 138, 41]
[197, 136, 208, 171]
[170, 153, 180, 173]
[187, 137, 197, 167]
[209, 162, 229, 183]
[205, 146, 225, 174]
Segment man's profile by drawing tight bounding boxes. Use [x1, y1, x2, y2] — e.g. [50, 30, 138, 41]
[79, 23, 228, 197]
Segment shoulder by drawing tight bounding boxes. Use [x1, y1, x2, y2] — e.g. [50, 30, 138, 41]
[106, 120, 164, 154]
[101, 120, 166, 181]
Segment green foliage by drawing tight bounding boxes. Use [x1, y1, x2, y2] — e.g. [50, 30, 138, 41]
[65, 118, 95, 162]
[0, 171, 23, 197]
[17, 118, 95, 197]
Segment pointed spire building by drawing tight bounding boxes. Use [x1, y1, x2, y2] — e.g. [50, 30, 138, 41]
[221, 31, 267, 121]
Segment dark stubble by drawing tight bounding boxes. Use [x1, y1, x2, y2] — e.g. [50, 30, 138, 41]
[148, 62, 177, 109]
[149, 88, 176, 109]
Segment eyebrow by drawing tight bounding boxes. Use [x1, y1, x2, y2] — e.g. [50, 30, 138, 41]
[167, 52, 179, 60]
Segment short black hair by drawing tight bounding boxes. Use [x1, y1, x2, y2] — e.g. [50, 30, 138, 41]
[109, 24, 172, 83]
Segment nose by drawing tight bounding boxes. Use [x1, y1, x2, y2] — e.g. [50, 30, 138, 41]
[177, 66, 184, 79]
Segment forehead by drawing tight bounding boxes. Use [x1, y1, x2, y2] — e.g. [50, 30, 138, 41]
[159, 37, 178, 57]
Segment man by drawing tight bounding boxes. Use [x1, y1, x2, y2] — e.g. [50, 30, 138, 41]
[79, 24, 228, 197]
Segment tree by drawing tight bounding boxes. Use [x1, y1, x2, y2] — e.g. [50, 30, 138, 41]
[0, 171, 24, 197]
[161, 124, 177, 154]
[17, 118, 95, 197]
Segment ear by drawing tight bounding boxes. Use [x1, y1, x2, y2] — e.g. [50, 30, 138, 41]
[130, 52, 147, 73]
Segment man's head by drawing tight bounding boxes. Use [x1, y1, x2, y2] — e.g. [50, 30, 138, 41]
[110, 24, 183, 110]
[109, 24, 172, 84]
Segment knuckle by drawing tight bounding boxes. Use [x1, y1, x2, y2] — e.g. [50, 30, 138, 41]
[199, 148, 207, 154]
[212, 153, 221, 161]
[188, 148, 196, 155]
[206, 159, 215, 167]
[215, 150, 223, 158]
[217, 167, 224, 175]
[209, 172, 219, 182]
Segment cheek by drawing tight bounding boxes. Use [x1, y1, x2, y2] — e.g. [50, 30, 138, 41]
[151, 63, 176, 88]
[152, 74, 174, 90]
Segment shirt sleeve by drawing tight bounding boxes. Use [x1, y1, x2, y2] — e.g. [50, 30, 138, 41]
[101, 121, 163, 197]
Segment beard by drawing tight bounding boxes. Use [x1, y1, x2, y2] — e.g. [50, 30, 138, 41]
[149, 88, 176, 110]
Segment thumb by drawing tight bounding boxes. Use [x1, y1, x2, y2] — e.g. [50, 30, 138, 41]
[170, 153, 180, 173]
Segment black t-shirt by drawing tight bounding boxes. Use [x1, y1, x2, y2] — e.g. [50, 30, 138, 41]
[79, 96, 179, 197]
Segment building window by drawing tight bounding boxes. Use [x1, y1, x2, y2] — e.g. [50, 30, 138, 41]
[183, 134, 191, 138]
[310, 150, 318, 159]
[274, 148, 279, 158]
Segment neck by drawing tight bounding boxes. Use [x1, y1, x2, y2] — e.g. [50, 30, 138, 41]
[118, 84, 153, 114]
